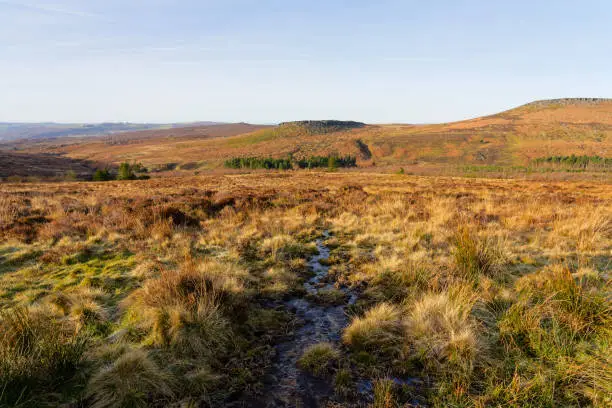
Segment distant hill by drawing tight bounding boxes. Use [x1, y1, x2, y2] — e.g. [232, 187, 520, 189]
[0, 122, 223, 142]
[4, 99, 611, 176]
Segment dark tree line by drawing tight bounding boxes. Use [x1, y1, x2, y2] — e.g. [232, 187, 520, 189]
[532, 155, 611, 170]
[295, 155, 357, 169]
[224, 157, 293, 170]
[92, 162, 150, 181]
[224, 154, 357, 170]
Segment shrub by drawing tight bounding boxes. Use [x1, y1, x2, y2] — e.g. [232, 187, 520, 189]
[86, 349, 175, 408]
[117, 162, 134, 180]
[297, 342, 340, 377]
[328, 155, 338, 170]
[116, 162, 150, 180]
[223, 154, 357, 170]
[64, 170, 77, 181]
[93, 169, 114, 181]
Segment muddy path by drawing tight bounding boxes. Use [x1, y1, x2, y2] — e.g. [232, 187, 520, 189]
[263, 232, 355, 408]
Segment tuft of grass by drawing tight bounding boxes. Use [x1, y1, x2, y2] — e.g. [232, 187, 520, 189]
[372, 378, 397, 408]
[404, 289, 479, 383]
[297, 342, 340, 377]
[260, 234, 314, 262]
[0, 196, 19, 227]
[123, 263, 233, 359]
[86, 349, 175, 408]
[0, 306, 87, 405]
[452, 227, 505, 280]
[309, 287, 347, 305]
[343, 303, 404, 357]
[500, 264, 610, 352]
[492, 264, 611, 406]
[333, 367, 352, 396]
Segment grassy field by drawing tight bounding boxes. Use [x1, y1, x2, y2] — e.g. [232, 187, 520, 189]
[0, 172, 610, 407]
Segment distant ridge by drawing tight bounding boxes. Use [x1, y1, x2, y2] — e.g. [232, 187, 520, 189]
[0, 122, 224, 142]
[524, 98, 612, 107]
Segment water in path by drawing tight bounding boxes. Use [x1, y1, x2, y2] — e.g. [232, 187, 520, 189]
[264, 232, 353, 408]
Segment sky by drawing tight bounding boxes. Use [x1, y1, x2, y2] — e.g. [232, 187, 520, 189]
[0, 0, 611, 124]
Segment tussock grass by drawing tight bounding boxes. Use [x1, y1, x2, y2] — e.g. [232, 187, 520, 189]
[260, 234, 313, 261]
[404, 289, 480, 385]
[0, 306, 87, 405]
[490, 264, 612, 406]
[333, 367, 353, 396]
[343, 303, 404, 356]
[123, 263, 234, 357]
[297, 342, 340, 377]
[452, 226, 506, 280]
[0, 172, 609, 406]
[0, 196, 19, 227]
[262, 267, 300, 297]
[372, 378, 396, 408]
[86, 349, 175, 408]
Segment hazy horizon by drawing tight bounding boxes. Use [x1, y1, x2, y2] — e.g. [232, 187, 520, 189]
[3, 97, 612, 126]
[1, 1, 611, 124]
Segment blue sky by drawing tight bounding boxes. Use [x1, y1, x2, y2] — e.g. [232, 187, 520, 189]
[0, 0, 610, 123]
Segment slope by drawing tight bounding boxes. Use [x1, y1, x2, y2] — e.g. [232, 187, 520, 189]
[9, 99, 612, 173]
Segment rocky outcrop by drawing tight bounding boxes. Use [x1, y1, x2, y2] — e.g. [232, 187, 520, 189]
[525, 98, 612, 107]
[278, 120, 366, 134]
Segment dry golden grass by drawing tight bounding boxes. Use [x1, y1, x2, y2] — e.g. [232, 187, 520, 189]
[86, 349, 175, 408]
[342, 303, 404, 354]
[0, 171, 609, 406]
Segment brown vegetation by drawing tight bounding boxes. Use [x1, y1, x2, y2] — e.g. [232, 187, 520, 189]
[0, 172, 610, 407]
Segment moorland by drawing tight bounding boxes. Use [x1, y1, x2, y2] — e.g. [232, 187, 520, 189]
[0, 98, 610, 407]
[0, 172, 610, 407]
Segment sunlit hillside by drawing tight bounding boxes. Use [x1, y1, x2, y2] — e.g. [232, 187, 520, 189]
[12, 99, 610, 175]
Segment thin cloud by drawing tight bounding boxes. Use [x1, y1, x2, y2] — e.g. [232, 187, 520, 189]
[51, 40, 83, 48]
[161, 58, 308, 65]
[382, 56, 447, 62]
[0, 0, 99, 18]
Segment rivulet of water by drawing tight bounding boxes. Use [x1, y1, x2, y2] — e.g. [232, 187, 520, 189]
[263, 232, 353, 408]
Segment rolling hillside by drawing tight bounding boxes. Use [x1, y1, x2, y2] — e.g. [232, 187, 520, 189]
[0, 151, 99, 179]
[0, 123, 271, 177]
[0, 122, 180, 142]
[4, 99, 612, 176]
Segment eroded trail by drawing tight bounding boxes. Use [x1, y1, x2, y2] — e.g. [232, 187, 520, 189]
[264, 232, 353, 408]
